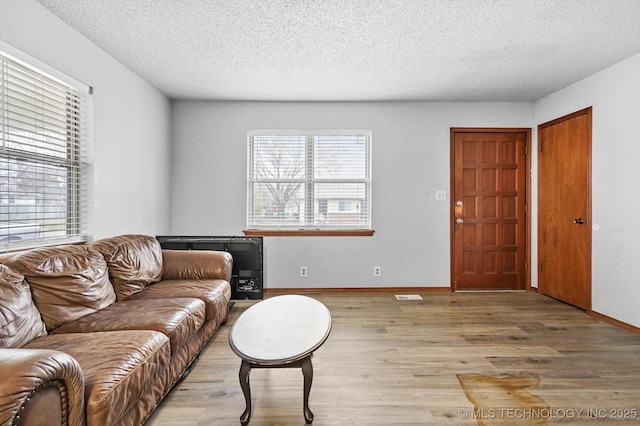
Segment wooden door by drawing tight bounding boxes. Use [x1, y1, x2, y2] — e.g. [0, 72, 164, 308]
[538, 108, 592, 310]
[451, 129, 528, 290]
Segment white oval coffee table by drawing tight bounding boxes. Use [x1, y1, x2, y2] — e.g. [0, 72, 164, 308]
[229, 295, 332, 425]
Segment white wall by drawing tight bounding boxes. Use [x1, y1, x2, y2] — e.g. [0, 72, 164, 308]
[533, 53, 640, 327]
[171, 101, 533, 289]
[0, 0, 172, 239]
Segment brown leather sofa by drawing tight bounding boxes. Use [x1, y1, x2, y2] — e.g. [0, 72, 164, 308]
[0, 234, 232, 426]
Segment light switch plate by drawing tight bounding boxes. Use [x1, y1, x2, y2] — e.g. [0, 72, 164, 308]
[435, 190, 447, 200]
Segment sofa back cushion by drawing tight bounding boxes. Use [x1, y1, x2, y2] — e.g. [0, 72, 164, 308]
[91, 234, 163, 301]
[4, 245, 116, 331]
[0, 264, 47, 347]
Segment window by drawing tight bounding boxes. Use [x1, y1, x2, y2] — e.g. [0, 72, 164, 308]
[0, 46, 92, 252]
[247, 131, 371, 231]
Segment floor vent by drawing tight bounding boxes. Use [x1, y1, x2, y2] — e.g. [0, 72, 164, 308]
[395, 294, 423, 300]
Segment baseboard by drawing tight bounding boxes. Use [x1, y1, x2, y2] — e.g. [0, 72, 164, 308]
[591, 310, 640, 336]
[264, 286, 451, 294]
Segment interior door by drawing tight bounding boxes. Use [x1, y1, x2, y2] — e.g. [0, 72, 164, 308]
[451, 129, 528, 290]
[537, 108, 592, 310]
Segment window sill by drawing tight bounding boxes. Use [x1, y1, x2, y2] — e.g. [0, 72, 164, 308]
[243, 229, 375, 237]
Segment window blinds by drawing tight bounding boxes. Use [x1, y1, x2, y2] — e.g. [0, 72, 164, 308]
[248, 131, 371, 229]
[0, 51, 92, 251]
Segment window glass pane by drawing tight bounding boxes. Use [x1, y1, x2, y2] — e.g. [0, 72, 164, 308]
[0, 157, 68, 242]
[314, 135, 367, 179]
[314, 183, 367, 227]
[252, 135, 305, 180]
[5, 61, 69, 159]
[250, 182, 305, 226]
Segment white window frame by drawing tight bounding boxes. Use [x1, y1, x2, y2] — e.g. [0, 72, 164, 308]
[0, 42, 93, 252]
[247, 130, 372, 232]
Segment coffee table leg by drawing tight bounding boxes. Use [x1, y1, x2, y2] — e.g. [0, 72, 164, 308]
[301, 356, 314, 424]
[239, 360, 252, 425]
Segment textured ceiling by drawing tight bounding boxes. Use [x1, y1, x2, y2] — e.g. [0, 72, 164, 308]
[35, 0, 640, 102]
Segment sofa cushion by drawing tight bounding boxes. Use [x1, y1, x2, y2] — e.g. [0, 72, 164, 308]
[91, 234, 163, 301]
[24, 330, 170, 426]
[51, 297, 206, 355]
[4, 245, 116, 331]
[162, 249, 233, 281]
[0, 264, 47, 348]
[127, 278, 230, 325]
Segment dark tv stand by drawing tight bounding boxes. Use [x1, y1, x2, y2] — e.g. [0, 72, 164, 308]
[156, 236, 263, 300]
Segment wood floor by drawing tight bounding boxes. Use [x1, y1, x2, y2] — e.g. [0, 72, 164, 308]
[145, 292, 640, 425]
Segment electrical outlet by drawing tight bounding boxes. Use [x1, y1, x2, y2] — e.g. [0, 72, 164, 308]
[373, 266, 381, 277]
[300, 266, 308, 277]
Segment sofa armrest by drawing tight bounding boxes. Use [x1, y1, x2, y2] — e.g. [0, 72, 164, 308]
[0, 348, 84, 426]
[162, 249, 233, 282]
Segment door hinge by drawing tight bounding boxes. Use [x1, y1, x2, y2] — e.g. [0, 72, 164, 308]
[524, 143, 528, 155]
[539, 142, 543, 152]
[539, 262, 544, 271]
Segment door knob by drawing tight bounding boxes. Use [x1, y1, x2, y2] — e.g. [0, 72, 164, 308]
[573, 218, 585, 224]
[455, 200, 463, 207]
[456, 218, 464, 224]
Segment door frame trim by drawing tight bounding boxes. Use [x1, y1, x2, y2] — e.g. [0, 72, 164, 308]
[449, 128, 532, 291]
